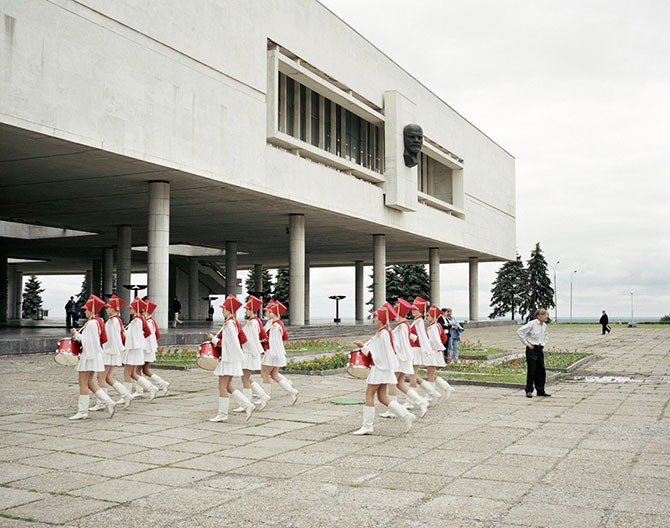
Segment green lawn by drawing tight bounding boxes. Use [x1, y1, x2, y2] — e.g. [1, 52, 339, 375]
[437, 371, 527, 384]
[544, 351, 591, 368]
[459, 347, 509, 358]
[154, 347, 197, 365]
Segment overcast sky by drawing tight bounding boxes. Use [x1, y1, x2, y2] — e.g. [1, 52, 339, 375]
[32, 0, 669, 322]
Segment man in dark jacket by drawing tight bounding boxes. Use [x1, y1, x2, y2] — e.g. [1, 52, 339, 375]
[599, 310, 610, 334]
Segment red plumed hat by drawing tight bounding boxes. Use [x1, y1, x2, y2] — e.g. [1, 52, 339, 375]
[82, 295, 105, 314]
[105, 294, 126, 312]
[244, 295, 263, 312]
[267, 300, 287, 317]
[411, 296, 428, 312]
[427, 304, 441, 320]
[221, 294, 242, 313]
[129, 297, 146, 314]
[144, 300, 157, 315]
[264, 300, 276, 312]
[395, 298, 412, 318]
[374, 303, 397, 325]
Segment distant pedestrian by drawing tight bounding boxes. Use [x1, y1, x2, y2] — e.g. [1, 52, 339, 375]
[171, 296, 183, 328]
[517, 308, 550, 398]
[599, 310, 611, 335]
[443, 308, 464, 362]
[65, 296, 76, 328]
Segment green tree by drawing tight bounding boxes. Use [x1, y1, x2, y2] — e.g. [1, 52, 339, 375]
[22, 275, 44, 319]
[273, 267, 290, 314]
[76, 275, 90, 306]
[660, 314, 670, 323]
[489, 254, 527, 320]
[244, 269, 275, 299]
[520, 243, 555, 322]
[367, 264, 430, 313]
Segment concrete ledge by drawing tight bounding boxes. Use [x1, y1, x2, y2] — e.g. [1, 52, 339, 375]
[462, 320, 518, 329]
[280, 367, 347, 376]
[443, 372, 562, 389]
[547, 354, 598, 372]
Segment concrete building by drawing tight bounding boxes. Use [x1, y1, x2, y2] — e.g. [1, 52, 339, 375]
[0, 0, 515, 328]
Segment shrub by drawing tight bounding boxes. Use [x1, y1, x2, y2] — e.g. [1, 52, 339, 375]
[283, 352, 349, 371]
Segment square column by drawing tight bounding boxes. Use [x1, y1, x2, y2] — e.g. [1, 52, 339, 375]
[469, 257, 479, 322]
[373, 234, 386, 309]
[92, 259, 102, 297]
[304, 253, 310, 323]
[429, 247, 440, 307]
[225, 241, 238, 295]
[116, 225, 132, 322]
[189, 256, 199, 320]
[254, 264, 264, 316]
[7, 264, 16, 319]
[0, 253, 7, 322]
[102, 248, 114, 300]
[14, 270, 23, 320]
[355, 260, 364, 321]
[289, 214, 305, 326]
[148, 181, 170, 329]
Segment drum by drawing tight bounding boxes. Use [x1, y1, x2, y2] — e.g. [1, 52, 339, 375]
[54, 338, 81, 366]
[346, 349, 374, 379]
[197, 342, 221, 371]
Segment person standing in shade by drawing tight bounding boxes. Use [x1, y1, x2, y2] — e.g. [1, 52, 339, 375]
[599, 310, 610, 335]
[171, 296, 183, 328]
[65, 296, 76, 329]
[444, 308, 464, 362]
[517, 308, 550, 398]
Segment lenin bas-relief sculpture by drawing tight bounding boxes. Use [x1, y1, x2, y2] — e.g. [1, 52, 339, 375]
[403, 124, 423, 168]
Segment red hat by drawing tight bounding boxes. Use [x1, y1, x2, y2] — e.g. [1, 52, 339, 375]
[221, 294, 242, 313]
[374, 303, 397, 325]
[244, 295, 263, 312]
[395, 299, 412, 318]
[411, 296, 428, 312]
[427, 304, 441, 320]
[106, 294, 126, 312]
[82, 295, 105, 313]
[267, 300, 287, 317]
[264, 300, 276, 312]
[129, 297, 146, 314]
[144, 300, 157, 315]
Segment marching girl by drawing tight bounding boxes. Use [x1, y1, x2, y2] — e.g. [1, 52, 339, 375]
[261, 300, 299, 404]
[207, 294, 255, 422]
[426, 304, 455, 398]
[233, 296, 271, 413]
[141, 300, 169, 397]
[98, 295, 134, 409]
[69, 295, 117, 419]
[124, 298, 158, 401]
[352, 304, 416, 435]
[409, 296, 443, 403]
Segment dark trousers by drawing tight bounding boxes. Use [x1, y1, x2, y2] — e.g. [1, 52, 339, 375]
[66, 312, 75, 328]
[525, 345, 546, 394]
[601, 324, 609, 334]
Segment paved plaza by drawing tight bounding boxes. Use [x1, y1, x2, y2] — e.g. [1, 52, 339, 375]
[0, 325, 668, 527]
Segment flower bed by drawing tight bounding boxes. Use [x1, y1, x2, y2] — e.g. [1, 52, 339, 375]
[285, 338, 344, 355]
[282, 352, 349, 375]
[154, 346, 197, 366]
[457, 339, 510, 359]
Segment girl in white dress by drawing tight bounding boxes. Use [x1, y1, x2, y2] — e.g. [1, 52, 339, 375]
[124, 298, 158, 401]
[261, 301, 299, 404]
[140, 300, 169, 397]
[207, 295, 255, 422]
[68, 295, 117, 420]
[409, 297, 443, 404]
[99, 295, 134, 409]
[233, 295, 271, 412]
[426, 305, 455, 397]
[352, 304, 416, 435]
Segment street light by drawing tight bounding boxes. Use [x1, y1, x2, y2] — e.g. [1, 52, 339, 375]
[549, 260, 560, 322]
[329, 295, 346, 323]
[569, 270, 577, 323]
[630, 291, 635, 327]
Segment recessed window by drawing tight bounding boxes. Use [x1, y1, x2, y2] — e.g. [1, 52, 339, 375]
[418, 152, 454, 204]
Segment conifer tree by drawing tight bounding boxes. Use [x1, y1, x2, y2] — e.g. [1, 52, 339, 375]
[76, 276, 90, 306]
[244, 269, 275, 300]
[273, 267, 290, 313]
[367, 264, 430, 313]
[520, 243, 555, 322]
[489, 254, 527, 320]
[22, 275, 44, 319]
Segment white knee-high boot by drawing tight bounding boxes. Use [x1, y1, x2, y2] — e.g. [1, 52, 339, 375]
[232, 389, 255, 421]
[233, 388, 253, 413]
[424, 380, 443, 402]
[388, 400, 416, 432]
[94, 389, 117, 418]
[135, 376, 158, 401]
[89, 389, 107, 411]
[278, 378, 298, 405]
[209, 397, 229, 422]
[150, 374, 170, 396]
[406, 388, 429, 418]
[69, 395, 89, 420]
[251, 381, 270, 411]
[379, 395, 397, 418]
[435, 376, 455, 396]
[112, 381, 133, 409]
[353, 406, 375, 435]
[131, 380, 143, 398]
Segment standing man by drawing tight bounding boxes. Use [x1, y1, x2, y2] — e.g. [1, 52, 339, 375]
[171, 296, 183, 328]
[65, 296, 76, 329]
[517, 308, 550, 398]
[443, 308, 464, 362]
[599, 310, 610, 335]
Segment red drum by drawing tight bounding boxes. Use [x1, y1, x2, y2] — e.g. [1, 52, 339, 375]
[346, 349, 374, 379]
[54, 338, 81, 366]
[197, 342, 221, 371]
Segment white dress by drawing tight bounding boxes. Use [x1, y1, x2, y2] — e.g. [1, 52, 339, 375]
[426, 323, 447, 367]
[124, 317, 147, 366]
[102, 316, 125, 366]
[144, 318, 158, 363]
[213, 318, 244, 377]
[73, 319, 105, 372]
[365, 327, 399, 385]
[410, 317, 432, 366]
[241, 317, 264, 371]
[392, 321, 415, 374]
[261, 321, 287, 367]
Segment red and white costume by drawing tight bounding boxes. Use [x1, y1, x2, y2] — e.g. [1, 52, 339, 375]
[212, 316, 247, 377]
[364, 325, 399, 385]
[144, 301, 159, 363]
[73, 316, 106, 373]
[103, 314, 125, 367]
[262, 311, 288, 367]
[392, 299, 415, 375]
[124, 298, 150, 366]
[242, 296, 267, 371]
[426, 306, 448, 367]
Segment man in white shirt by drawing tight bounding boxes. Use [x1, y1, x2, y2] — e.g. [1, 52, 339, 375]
[517, 308, 550, 398]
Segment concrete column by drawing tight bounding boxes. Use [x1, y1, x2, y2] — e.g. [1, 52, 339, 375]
[225, 241, 237, 295]
[189, 256, 199, 321]
[372, 234, 386, 310]
[304, 254, 310, 323]
[7, 264, 16, 319]
[148, 181, 170, 329]
[14, 270, 23, 319]
[102, 248, 114, 300]
[429, 248, 440, 307]
[85, 270, 93, 298]
[117, 225, 132, 322]
[253, 264, 263, 316]
[469, 257, 479, 321]
[355, 260, 364, 322]
[289, 214, 305, 326]
[92, 259, 102, 297]
[0, 253, 7, 322]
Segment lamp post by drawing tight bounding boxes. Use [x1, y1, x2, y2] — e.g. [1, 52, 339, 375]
[549, 260, 560, 322]
[569, 270, 577, 323]
[630, 291, 635, 326]
[329, 295, 346, 323]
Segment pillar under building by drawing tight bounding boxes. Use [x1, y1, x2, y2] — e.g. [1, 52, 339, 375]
[147, 181, 170, 329]
[0, 253, 7, 323]
[355, 260, 364, 322]
[189, 256, 199, 321]
[469, 256, 479, 321]
[92, 259, 102, 298]
[225, 241, 237, 296]
[102, 248, 114, 300]
[288, 214, 305, 326]
[372, 234, 386, 310]
[304, 254, 310, 323]
[253, 264, 264, 316]
[429, 247, 440, 307]
[117, 225, 132, 322]
[14, 269, 23, 319]
[7, 264, 16, 319]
